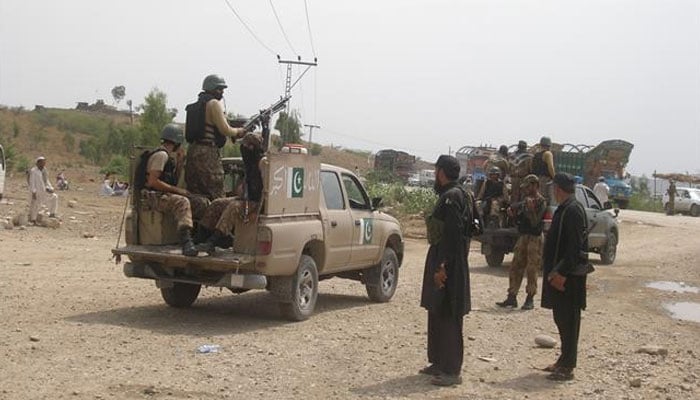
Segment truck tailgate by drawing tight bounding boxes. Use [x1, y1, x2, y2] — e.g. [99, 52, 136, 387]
[112, 245, 255, 272]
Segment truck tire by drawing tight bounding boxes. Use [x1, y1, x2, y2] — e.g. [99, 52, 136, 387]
[365, 248, 399, 303]
[600, 230, 618, 265]
[485, 251, 504, 268]
[160, 282, 201, 308]
[691, 204, 699, 217]
[277, 255, 319, 321]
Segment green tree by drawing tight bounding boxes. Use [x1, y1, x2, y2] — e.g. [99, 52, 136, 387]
[274, 110, 302, 145]
[310, 143, 322, 156]
[100, 155, 129, 179]
[139, 88, 173, 147]
[111, 85, 126, 105]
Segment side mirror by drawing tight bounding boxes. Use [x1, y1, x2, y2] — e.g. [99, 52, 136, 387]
[613, 208, 620, 218]
[371, 197, 383, 210]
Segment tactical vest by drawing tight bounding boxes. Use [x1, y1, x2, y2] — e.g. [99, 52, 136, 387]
[145, 150, 178, 189]
[532, 151, 553, 178]
[516, 198, 544, 236]
[185, 93, 227, 148]
[482, 180, 504, 200]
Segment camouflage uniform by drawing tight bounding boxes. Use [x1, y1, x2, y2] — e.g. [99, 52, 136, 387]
[188, 193, 211, 222]
[147, 192, 193, 230]
[185, 143, 224, 200]
[198, 197, 238, 232]
[508, 191, 546, 298]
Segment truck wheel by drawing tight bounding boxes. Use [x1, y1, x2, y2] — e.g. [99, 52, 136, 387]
[485, 251, 504, 267]
[160, 282, 201, 308]
[278, 255, 319, 321]
[365, 248, 399, 303]
[691, 204, 699, 217]
[600, 231, 618, 265]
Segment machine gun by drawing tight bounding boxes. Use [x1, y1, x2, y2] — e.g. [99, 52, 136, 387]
[239, 95, 291, 151]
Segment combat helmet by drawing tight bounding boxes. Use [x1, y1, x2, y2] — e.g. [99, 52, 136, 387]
[202, 74, 228, 91]
[540, 136, 552, 147]
[160, 123, 184, 145]
[489, 166, 501, 177]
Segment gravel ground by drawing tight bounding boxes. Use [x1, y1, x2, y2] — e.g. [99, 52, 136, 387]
[1, 177, 699, 400]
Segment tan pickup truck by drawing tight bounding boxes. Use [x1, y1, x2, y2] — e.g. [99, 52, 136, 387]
[112, 151, 404, 321]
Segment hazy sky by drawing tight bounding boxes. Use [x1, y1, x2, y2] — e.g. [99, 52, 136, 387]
[1, 0, 698, 175]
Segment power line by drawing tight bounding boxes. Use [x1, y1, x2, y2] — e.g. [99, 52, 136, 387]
[222, 0, 277, 56]
[269, 0, 297, 55]
[303, 0, 317, 58]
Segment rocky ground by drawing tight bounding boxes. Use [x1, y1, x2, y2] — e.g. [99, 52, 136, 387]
[1, 176, 699, 400]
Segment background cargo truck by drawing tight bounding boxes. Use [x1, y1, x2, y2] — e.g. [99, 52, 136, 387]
[112, 151, 404, 321]
[550, 139, 634, 209]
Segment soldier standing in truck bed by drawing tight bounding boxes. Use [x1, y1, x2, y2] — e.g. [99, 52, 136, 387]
[509, 140, 532, 203]
[532, 136, 555, 198]
[185, 74, 247, 200]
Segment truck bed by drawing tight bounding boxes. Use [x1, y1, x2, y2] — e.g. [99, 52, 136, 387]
[112, 245, 255, 272]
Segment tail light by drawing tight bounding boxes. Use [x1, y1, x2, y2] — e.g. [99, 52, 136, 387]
[543, 209, 553, 233]
[257, 227, 272, 255]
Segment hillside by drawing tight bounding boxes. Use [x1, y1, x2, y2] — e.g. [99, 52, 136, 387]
[0, 106, 378, 180]
[0, 105, 433, 184]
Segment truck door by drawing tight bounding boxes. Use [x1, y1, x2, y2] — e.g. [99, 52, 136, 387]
[319, 171, 353, 270]
[577, 186, 605, 247]
[341, 173, 381, 266]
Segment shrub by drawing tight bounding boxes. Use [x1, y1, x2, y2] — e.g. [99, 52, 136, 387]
[15, 154, 30, 174]
[627, 192, 664, 213]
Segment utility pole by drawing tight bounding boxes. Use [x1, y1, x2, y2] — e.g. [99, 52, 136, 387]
[304, 124, 321, 146]
[277, 56, 318, 113]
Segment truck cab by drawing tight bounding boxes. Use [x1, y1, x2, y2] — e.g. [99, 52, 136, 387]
[113, 151, 404, 321]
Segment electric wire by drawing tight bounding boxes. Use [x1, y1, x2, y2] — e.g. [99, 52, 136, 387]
[303, 0, 317, 58]
[269, 0, 298, 55]
[222, 0, 277, 56]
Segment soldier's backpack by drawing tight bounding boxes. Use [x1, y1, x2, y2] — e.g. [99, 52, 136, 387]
[132, 149, 167, 191]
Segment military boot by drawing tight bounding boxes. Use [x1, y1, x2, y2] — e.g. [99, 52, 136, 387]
[521, 295, 534, 310]
[196, 230, 228, 255]
[496, 294, 518, 308]
[179, 228, 198, 257]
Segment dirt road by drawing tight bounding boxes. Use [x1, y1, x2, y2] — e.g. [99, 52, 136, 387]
[1, 177, 699, 399]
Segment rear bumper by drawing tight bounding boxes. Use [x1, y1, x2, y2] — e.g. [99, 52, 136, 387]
[124, 262, 267, 290]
